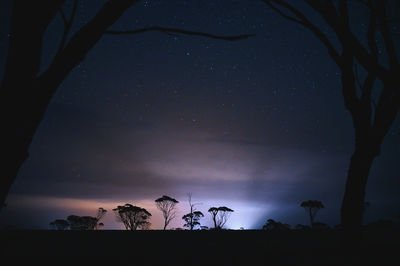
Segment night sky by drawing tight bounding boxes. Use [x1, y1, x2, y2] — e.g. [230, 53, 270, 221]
[0, 0, 399, 230]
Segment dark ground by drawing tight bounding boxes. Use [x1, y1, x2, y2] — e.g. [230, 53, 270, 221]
[1, 228, 399, 266]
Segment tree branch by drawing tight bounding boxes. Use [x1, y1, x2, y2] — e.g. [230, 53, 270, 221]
[360, 73, 375, 113]
[263, 0, 341, 64]
[105, 26, 255, 41]
[59, 8, 68, 26]
[366, 0, 378, 59]
[339, 0, 350, 26]
[263, 0, 303, 24]
[341, 49, 360, 118]
[304, 0, 390, 81]
[57, 0, 78, 54]
[375, 0, 398, 68]
[36, 0, 140, 101]
[370, 85, 399, 155]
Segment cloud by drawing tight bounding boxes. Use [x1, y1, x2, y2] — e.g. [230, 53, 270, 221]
[4, 98, 399, 230]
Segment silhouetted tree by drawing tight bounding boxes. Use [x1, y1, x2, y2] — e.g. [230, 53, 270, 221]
[301, 200, 324, 226]
[49, 219, 70, 230]
[0, 0, 253, 211]
[182, 193, 203, 230]
[113, 204, 151, 230]
[262, 219, 291, 231]
[50, 207, 106, 230]
[208, 206, 234, 229]
[182, 212, 204, 230]
[94, 207, 107, 229]
[155, 195, 179, 230]
[263, 0, 400, 243]
[67, 215, 98, 230]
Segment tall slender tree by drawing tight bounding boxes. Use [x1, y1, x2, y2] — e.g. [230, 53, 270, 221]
[155, 195, 179, 230]
[182, 193, 203, 230]
[300, 200, 324, 227]
[94, 207, 107, 230]
[263, 0, 399, 243]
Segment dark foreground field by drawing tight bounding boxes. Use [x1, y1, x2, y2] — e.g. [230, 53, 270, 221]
[1, 228, 399, 266]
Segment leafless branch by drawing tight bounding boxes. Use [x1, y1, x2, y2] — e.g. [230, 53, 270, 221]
[263, 0, 341, 64]
[58, 0, 78, 54]
[37, 0, 140, 99]
[106, 26, 255, 41]
[375, 0, 398, 68]
[366, 0, 378, 58]
[338, 0, 349, 25]
[263, 0, 303, 24]
[354, 63, 363, 90]
[59, 8, 68, 26]
[304, 0, 390, 80]
[360, 73, 376, 110]
[341, 48, 360, 117]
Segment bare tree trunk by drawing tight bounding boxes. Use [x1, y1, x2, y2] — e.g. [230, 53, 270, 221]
[262, 0, 399, 248]
[309, 209, 314, 227]
[1, 145, 28, 209]
[1, 0, 63, 210]
[341, 147, 376, 242]
[341, 77, 399, 243]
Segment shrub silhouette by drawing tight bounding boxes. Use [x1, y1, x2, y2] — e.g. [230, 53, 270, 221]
[262, 219, 291, 231]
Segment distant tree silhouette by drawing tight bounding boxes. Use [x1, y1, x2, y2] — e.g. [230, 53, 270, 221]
[301, 200, 324, 227]
[67, 215, 98, 230]
[155, 195, 179, 230]
[113, 204, 151, 230]
[182, 193, 203, 230]
[0, 0, 254, 211]
[49, 219, 70, 230]
[182, 212, 204, 231]
[208, 206, 234, 229]
[263, 0, 400, 243]
[50, 207, 106, 230]
[262, 219, 291, 231]
[90, 207, 108, 230]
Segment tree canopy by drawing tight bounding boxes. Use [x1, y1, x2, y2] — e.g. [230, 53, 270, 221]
[301, 200, 324, 226]
[208, 206, 234, 229]
[113, 204, 152, 230]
